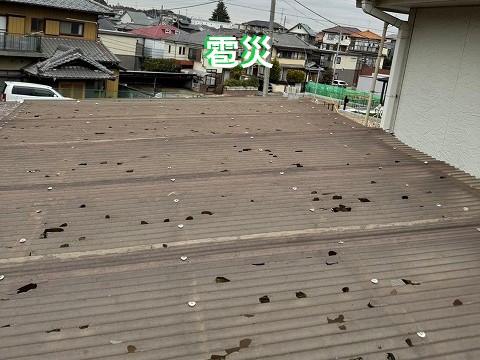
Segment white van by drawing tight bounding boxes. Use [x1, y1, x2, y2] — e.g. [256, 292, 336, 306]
[1, 81, 72, 102]
[332, 80, 348, 88]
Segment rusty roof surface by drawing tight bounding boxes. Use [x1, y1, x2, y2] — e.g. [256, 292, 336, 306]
[0, 97, 479, 360]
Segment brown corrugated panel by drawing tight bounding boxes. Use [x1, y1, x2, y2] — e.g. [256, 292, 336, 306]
[0, 97, 479, 360]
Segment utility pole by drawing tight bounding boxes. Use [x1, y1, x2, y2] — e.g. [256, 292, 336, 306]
[331, 31, 342, 85]
[364, 22, 388, 127]
[263, 0, 276, 96]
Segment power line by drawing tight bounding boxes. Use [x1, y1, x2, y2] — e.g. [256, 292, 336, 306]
[163, 0, 218, 11]
[289, 0, 390, 41]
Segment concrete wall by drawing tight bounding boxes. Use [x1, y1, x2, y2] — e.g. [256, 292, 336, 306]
[393, 6, 480, 178]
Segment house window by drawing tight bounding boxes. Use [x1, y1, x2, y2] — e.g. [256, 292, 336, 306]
[59, 21, 84, 36]
[165, 28, 170, 34]
[297, 25, 301, 29]
[336, 56, 341, 64]
[168, 45, 171, 53]
[0, 16, 6, 33]
[31, 18, 44, 32]
[178, 46, 185, 55]
[327, 34, 336, 40]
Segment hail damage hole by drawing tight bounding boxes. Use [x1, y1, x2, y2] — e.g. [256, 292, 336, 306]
[79, 163, 87, 166]
[80, 204, 86, 208]
[60, 243, 69, 248]
[164, 219, 170, 222]
[17, 283, 37, 294]
[386, 353, 396, 360]
[117, 162, 123, 165]
[186, 216, 193, 220]
[328, 250, 337, 256]
[242, 148, 252, 151]
[252, 262, 265, 266]
[326, 261, 338, 265]
[209, 355, 226, 360]
[60, 223, 68, 227]
[331, 205, 351, 212]
[342, 287, 349, 293]
[358, 198, 370, 202]
[201, 211, 214, 215]
[126, 169, 134, 173]
[440, 176, 446, 179]
[296, 291, 307, 299]
[243, 314, 255, 318]
[140, 220, 148, 225]
[259, 295, 270, 303]
[367, 301, 376, 308]
[216, 277, 230, 283]
[162, 244, 167, 248]
[405, 338, 414, 347]
[371, 180, 377, 184]
[339, 325, 347, 331]
[1, 324, 10, 328]
[332, 195, 342, 200]
[79, 325, 89, 329]
[295, 150, 303, 152]
[105, 215, 110, 219]
[127, 345, 137, 353]
[402, 279, 420, 285]
[402, 195, 409, 199]
[293, 163, 303, 167]
[453, 299, 463, 306]
[327, 315, 345, 324]
[312, 197, 319, 201]
[395, 160, 400, 163]
[78, 236, 86, 241]
[311, 191, 318, 194]
[46, 328, 61, 333]
[239, 339, 252, 348]
[220, 169, 229, 172]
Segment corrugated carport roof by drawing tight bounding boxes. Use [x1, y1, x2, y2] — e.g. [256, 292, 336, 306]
[0, 97, 479, 359]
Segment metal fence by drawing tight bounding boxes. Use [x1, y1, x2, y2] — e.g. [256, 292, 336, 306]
[305, 81, 381, 107]
[0, 33, 41, 52]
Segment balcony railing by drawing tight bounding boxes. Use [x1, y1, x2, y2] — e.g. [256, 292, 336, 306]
[0, 33, 41, 52]
[348, 45, 379, 53]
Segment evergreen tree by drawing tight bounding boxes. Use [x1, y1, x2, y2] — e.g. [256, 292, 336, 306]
[270, 59, 281, 83]
[210, 1, 230, 23]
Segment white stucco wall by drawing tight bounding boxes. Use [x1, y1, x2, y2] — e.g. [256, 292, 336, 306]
[393, 6, 480, 178]
[99, 34, 137, 56]
[144, 39, 166, 58]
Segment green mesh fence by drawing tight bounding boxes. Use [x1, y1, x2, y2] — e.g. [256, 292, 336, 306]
[305, 81, 381, 107]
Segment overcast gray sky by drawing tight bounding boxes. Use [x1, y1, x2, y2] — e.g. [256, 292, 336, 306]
[109, 0, 399, 35]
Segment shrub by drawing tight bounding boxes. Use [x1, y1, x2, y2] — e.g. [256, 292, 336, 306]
[286, 69, 306, 84]
[224, 78, 242, 87]
[229, 66, 244, 80]
[241, 76, 259, 87]
[142, 58, 181, 72]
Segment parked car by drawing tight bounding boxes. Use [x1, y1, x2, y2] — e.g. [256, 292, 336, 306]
[332, 80, 348, 88]
[1, 81, 72, 102]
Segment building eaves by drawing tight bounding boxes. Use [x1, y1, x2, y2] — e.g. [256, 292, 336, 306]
[1, 0, 114, 14]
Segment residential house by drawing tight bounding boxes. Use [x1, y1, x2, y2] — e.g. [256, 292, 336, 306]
[0, 0, 121, 98]
[287, 23, 317, 45]
[357, 0, 480, 178]
[99, 29, 143, 70]
[320, 25, 361, 51]
[190, 18, 236, 30]
[240, 20, 285, 33]
[118, 10, 154, 27]
[248, 33, 319, 82]
[128, 25, 190, 68]
[349, 30, 386, 67]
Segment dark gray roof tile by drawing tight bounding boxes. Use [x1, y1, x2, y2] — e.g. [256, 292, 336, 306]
[1, 0, 113, 14]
